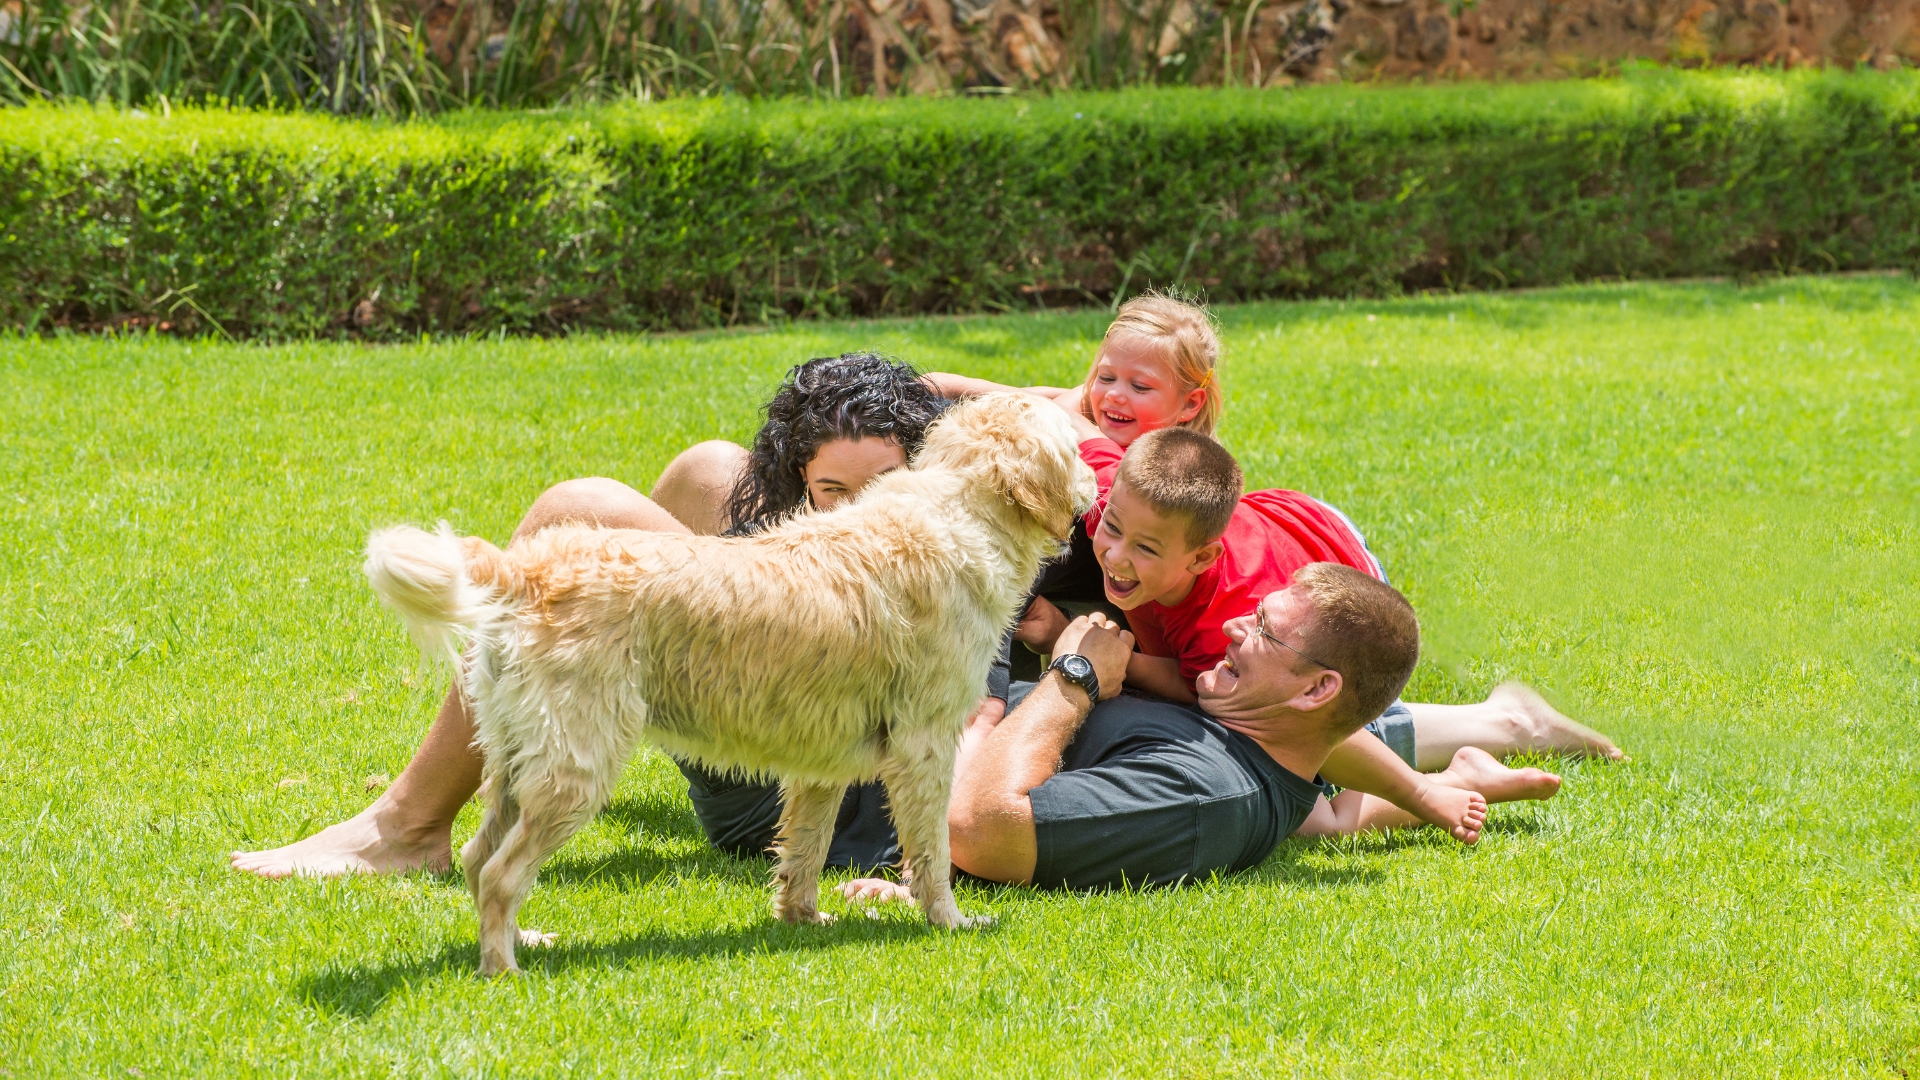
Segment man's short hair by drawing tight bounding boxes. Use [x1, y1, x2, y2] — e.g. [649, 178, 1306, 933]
[1114, 428, 1243, 548]
[1291, 563, 1420, 733]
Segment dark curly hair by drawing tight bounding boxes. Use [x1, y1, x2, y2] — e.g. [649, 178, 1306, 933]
[723, 352, 948, 536]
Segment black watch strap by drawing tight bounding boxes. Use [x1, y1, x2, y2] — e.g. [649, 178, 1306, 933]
[1047, 653, 1100, 704]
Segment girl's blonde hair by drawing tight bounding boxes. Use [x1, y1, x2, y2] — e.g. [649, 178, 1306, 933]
[1080, 293, 1223, 435]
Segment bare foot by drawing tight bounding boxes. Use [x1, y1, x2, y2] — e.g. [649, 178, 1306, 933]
[1409, 779, 1487, 844]
[837, 877, 915, 904]
[518, 928, 557, 948]
[228, 799, 452, 878]
[1492, 682, 1625, 760]
[1433, 747, 1561, 804]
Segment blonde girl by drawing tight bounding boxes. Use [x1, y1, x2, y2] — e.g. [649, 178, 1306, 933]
[925, 292, 1223, 448]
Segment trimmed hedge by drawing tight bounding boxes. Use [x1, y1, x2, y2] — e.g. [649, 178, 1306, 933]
[6, 70, 1920, 337]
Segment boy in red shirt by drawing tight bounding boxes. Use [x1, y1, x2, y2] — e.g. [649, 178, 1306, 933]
[1087, 427, 1550, 841]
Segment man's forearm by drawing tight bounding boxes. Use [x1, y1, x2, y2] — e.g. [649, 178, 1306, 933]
[946, 673, 1093, 884]
[973, 674, 1092, 793]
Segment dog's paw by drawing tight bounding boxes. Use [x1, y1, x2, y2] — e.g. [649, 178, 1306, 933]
[477, 958, 521, 979]
[518, 928, 557, 948]
[775, 907, 837, 927]
[926, 909, 994, 930]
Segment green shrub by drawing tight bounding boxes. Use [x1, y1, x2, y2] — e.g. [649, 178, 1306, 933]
[5, 69, 1920, 337]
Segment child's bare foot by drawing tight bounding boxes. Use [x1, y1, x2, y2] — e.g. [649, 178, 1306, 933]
[229, 801, 452, 878]
[1491, 682, 1625, 760]
[1433, 746, 1561, 804]
[1409, 779, 1487, 844]
[836, 877, 915, 904]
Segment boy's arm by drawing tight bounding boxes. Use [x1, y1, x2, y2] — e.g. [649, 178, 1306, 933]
[1124, 653, 1197, 704]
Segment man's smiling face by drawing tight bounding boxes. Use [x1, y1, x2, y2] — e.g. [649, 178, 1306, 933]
[1196, 588, 1329, 723]
[1090, 477, 1221, 611]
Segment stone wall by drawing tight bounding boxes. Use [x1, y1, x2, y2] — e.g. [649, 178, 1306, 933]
[1288, 0, 1920, 83]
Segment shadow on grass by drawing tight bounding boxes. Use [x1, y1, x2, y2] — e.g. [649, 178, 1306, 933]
[1236, 841, 1387, 888]
[302, 916, 937, 1018]
[1240, 814, 1543, 881]
[538, 792, 769, 889]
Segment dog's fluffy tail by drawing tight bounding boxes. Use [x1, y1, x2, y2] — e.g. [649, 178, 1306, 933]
[364, 523, 519, 668]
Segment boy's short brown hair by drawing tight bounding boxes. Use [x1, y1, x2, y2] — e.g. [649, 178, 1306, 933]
[1291, 562, 1421, 733]
[1114, 428, 1243, 548]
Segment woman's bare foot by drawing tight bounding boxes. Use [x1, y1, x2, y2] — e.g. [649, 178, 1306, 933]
[1432, 746, 1561, 804]
[1491, 682, 1625, 760]
[1408, 780, 1487, 844]
[228, 797, 453, 878]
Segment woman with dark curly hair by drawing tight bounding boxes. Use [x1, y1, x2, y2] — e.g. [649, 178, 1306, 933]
[655, 353, 977, 870]
[232, 351, 981, 879]
[654, 351, 949, 539]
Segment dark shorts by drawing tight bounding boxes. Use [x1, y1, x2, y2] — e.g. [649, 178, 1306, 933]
[677, 760, 902, 871]
[675, 634, 1015, 872]
[1025, 688, 1324, 890]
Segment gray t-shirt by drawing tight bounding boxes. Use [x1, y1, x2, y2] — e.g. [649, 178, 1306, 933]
[1026, 688, 1323, 890]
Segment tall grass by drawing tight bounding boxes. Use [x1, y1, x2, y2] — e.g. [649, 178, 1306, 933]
[0, 0, 1270, 113]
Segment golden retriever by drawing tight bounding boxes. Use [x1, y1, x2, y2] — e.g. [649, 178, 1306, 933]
[364, 394, 1095, 975]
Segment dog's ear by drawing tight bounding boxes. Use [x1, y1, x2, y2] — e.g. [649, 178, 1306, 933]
[1006, 436, 1080, 542]
[921, 394, 1084, 540]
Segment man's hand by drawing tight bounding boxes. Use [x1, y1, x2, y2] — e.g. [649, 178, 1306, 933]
[1050, 613, 1134, 701]
[1014, 596, 1071, 652]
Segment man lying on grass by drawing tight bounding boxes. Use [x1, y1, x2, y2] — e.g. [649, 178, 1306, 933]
[852, 564, 1431, 892]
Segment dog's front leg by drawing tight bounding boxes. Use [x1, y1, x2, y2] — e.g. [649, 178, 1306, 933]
[770, 780, 846, 925]
[879, 734, 989, 930]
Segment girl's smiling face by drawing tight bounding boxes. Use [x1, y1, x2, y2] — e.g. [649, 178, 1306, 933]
[1085, 335, 1208, 446]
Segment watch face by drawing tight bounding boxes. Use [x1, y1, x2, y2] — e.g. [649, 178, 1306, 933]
[1062, 655, 1092, 680]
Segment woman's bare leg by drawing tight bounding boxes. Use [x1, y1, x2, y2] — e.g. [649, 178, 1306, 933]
[230, 477, 690, 878]
[1407, 683, 1623, 772]
[650, 440, 749, 536]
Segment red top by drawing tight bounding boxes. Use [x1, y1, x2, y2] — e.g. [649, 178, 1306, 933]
[1078, 437, 1124, 498]
[1116, 489, 1383, 687]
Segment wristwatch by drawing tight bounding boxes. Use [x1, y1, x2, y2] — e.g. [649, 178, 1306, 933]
[1047, 653, 1100, 704]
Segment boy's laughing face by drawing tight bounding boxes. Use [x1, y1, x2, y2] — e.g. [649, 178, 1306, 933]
[1091, 478, 1224, 610]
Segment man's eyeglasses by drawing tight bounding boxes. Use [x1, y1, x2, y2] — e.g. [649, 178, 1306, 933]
[1253, 601, 1335, 672]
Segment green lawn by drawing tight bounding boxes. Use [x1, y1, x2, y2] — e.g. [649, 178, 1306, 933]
[3, 277, 1917, 1077]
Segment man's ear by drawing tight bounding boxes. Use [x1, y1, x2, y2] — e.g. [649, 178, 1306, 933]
[1287, 668, 1343, 715]
[1184, 538, 1225, 576]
